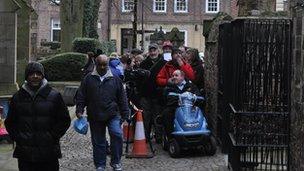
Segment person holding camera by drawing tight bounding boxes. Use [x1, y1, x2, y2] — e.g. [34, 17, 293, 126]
[162, 70, 200, 140]
[139, 43, 166, 142]
[156, 48, 195, 87]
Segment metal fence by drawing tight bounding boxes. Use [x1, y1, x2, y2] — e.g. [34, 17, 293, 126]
[218, 18, 292, 170]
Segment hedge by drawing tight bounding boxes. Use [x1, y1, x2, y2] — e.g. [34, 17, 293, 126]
[72, 37, 116, 56]
[41, 41, 61, 50]
[72, 37, 101, 54]
[41, 52, 87, 81]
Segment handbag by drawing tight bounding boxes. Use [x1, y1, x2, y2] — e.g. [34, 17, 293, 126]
[73, 116, 88, 135]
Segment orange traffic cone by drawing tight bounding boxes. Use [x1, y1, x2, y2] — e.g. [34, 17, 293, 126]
[123, 121, 134, 143]
[126, 110, 153, 158]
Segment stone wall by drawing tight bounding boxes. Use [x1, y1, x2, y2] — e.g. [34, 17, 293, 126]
[0, 0, 19, 96]
[204, 13, 232, 139]
[290, 0, 304, 170]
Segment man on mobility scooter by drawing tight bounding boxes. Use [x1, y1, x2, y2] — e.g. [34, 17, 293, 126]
[161, 70, 216, 157]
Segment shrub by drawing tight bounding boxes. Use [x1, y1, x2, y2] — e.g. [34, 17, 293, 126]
[41, 41, 61, 50]
[41, 52, 87, 81]
[72, 37, 101, 54]
[100, 41, 116, 56]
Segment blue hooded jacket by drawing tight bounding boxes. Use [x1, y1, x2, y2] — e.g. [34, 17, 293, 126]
[109, 58, 124, 79]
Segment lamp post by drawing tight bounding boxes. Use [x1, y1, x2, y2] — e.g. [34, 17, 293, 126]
[132, 0, 138, 49]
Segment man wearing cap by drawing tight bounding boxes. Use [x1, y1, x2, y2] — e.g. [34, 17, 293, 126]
[5, 62, 71, 171]
[139, 43, 166, 142]
[156, 47, 195, 87]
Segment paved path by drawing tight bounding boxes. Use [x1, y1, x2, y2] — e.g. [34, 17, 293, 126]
[0, 106, 228, 171]
[59, 123, 228, 171]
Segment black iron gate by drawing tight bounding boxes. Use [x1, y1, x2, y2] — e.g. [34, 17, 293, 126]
[218, 18, 292, 170]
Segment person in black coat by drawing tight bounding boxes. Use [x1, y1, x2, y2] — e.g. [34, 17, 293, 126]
[139, 43, 166, 142]
[75, 55, 130, 171]
[5, 62, 71, 171]
[82, 52, 96, 78]
[162, 70, 201, 139]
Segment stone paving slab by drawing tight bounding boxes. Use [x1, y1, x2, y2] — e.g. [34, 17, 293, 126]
[0, 106, 76, 171]
[0, 105, 229, 171]
[59, 122, 228, 171]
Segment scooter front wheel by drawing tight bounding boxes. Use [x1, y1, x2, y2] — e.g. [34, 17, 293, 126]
[169, 139, 180, 158]
[162, 133, 169, 151]
[205, 136, 217, 156]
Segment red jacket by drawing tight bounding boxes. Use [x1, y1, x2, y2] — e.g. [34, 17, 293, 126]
[156, 61, 195, 86]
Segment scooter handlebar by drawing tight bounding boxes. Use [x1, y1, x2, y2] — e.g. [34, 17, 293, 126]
[168, 92, 205, 101]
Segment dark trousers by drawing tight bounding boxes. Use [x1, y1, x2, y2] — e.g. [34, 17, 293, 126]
[161, 106, 176, 139]
[141, 97, 162, 139]
[18, 159, 59, 171]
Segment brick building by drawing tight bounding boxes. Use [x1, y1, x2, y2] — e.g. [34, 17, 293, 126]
[26, 0, 290, 55]
[29, 0, 60, 53]
[99, 0, 239, 54]
[28, 0, 238, 55]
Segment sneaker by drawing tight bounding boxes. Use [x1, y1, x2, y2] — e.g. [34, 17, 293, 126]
[96, 166, 105, 171]
[110, 163, 122, 171]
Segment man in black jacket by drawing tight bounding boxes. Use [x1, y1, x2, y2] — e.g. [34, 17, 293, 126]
[75, 55, 130, 171]
[162, 70, 201, 140]
[139, 43, 166, 142]
[5, 62, 71, 171]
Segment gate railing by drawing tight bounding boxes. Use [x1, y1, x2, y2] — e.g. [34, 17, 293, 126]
[218, 18, 292, 171]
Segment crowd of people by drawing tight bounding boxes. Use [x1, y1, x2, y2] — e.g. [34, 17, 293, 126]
[79, 40, 205, 170]
[4, 40, 205, 171]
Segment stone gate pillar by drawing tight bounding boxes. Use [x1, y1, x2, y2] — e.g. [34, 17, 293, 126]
[0, 0, 20, 95]
[290, 0, 304, 170]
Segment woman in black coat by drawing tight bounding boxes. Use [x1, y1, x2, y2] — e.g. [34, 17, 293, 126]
[185, 48, 205, 92]
[5, 62, 71, 171]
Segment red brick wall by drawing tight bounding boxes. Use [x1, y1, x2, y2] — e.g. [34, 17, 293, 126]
[31, 0, 60, 47]
[230, 0, 239, 17]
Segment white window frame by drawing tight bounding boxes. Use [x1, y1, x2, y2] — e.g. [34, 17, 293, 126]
[174, 0, 188, 13]
[276, 0, 284, 11]
[205, 0, 219, 13]
[51, 19, 61, 42]
[50, 0, 60, 5]
[122, 0, 134, 12]
[153, 0, 167, 13]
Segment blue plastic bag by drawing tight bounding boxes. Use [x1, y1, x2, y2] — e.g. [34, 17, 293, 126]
[73, 117, 88, 135]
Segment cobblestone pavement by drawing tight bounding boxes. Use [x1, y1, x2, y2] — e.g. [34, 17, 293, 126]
[59, 123, 228, 171]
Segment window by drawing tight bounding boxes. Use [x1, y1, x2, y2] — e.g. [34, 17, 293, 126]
[153, 0, 167, 13]
[206, 0, 219, 13]
[51, 19, 61, 42]
[122, 0, 134, 12]
[174, 0, 188, 13]
[276, 0, 284, 11]
[180, 30, 187, 46]
[50, 0, 60, 5]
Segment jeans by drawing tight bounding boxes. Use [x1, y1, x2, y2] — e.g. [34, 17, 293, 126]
[90, 115, 123, 169]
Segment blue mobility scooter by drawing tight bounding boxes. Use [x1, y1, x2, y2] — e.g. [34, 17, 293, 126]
[162, 92, 217, 158]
